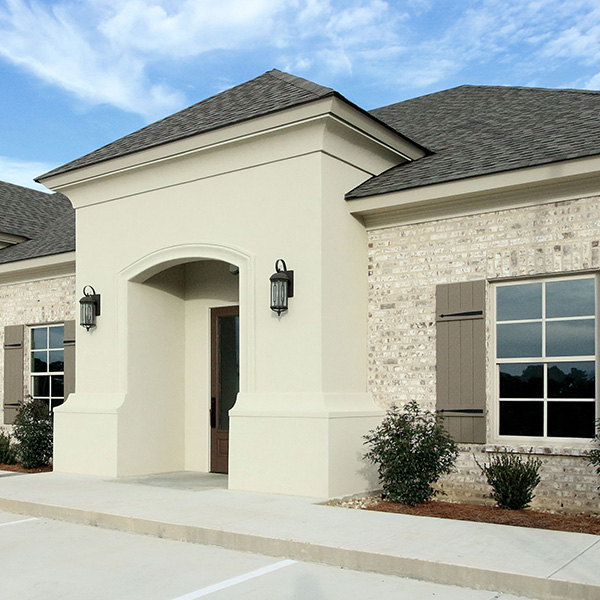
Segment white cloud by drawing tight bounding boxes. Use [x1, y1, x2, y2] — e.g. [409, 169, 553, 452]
[98, 0, 287, 57]
[0, 156, 54, 192]
[377, 0, 600, 91]
[0, 0, 186, 120]
[1, 0, 600, 121]
[0, 0, 410, 116]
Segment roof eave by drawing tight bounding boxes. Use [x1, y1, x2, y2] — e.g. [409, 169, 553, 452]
[348, 154, 600, 229]
[0, 250, 76, 284]
[40, 94, 426, 194]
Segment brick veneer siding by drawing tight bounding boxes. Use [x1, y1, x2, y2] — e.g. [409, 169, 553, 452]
[367, 196, 600, 513]
[0, 275, 76, 428]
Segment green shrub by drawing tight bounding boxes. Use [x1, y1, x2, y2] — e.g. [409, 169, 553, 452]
[477, 451, 541, 510]
[363, 400, 458, 506]
[586, 418, 600, 485]
[0, 430, 18, 465]
[13, 399, 53, 469]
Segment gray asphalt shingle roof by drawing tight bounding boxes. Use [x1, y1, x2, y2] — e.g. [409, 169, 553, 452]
[37, 73, 600, 203]
[38, 69, 337, 181]
[347, 85, 600, 199]
[0, 180, 74, 265]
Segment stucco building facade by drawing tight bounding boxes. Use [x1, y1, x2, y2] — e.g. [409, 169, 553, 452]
[2, 71, 599, 510]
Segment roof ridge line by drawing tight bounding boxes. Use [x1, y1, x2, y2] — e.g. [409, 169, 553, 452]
[460, 83, 600, 95]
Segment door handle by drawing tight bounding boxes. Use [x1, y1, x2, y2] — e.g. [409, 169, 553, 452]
[210, 397, 216, 429]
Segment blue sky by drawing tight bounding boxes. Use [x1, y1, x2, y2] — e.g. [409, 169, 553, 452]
[1, 0, 600, 191]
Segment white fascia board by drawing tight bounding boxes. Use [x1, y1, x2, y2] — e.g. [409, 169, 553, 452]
[349, 154, 600, 229]
[328, 97, 426, 161]
[0, 252, 75, 285]
[40, 97, 424, 195]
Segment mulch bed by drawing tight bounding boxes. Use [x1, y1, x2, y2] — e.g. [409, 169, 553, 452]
[365, 499, 600, 535]
[0, 463, 52, 474]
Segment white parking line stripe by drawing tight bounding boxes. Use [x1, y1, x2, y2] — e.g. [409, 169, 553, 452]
[170, 559, 296, 600]
[0, 517, 39, 528]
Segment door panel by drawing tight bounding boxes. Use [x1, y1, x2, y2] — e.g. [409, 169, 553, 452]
[210, 306, 239, 474]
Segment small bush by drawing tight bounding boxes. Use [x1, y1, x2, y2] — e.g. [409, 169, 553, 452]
[0, 430, 18, 465]
[363, 400, 458, 506]
[13, 399, 53, 469]
[586, 418, 600, 485]
[477, 451, 541, 510]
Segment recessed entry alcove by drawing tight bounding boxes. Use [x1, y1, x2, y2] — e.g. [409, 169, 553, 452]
[123, 258, 240, 475]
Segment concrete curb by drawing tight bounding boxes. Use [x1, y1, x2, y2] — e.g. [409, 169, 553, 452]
[1, 496, 597, 600]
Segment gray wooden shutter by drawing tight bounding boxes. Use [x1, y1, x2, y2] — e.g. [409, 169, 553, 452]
[436, 281, 486, 443]
[63, 320, 76, 401]
[3, 325, 24, 425]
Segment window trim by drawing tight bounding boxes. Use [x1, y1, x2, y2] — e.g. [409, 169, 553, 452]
[490, 273, 598, 446]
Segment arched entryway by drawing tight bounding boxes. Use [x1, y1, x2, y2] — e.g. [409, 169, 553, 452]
[115, 244, 252, 476]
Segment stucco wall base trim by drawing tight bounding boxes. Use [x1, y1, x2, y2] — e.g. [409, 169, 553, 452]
[229, 392, 382, 498]
[53, 393, 124, 477]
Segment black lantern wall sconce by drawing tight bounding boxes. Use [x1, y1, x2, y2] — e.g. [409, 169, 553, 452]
[270, 259, 294, 315]
[79, 285, 101, 331]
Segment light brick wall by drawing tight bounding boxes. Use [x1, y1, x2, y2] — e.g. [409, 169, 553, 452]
[0, 275, 76, 428]
[435, 445, 599, 514]
[367, 196, 600, 513]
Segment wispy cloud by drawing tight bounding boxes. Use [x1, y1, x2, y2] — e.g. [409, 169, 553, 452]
[0, 156, 54, 191]
[0, 0, 186, 120]
[0, 0, 599, 121]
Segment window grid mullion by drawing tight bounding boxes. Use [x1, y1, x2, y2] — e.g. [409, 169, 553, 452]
[495, 275, 597, 440]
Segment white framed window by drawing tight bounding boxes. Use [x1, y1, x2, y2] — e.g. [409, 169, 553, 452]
[494, 275, 597, 440]
[30, 324, 65, 413]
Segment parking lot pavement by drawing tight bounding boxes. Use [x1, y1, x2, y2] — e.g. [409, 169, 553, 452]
[0, 510, 535, 600]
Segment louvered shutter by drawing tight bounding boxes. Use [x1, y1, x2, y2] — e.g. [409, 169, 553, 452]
[63, 320, 76, 401]
[3, 325, 24, 425]
[436, 281, 486, 443]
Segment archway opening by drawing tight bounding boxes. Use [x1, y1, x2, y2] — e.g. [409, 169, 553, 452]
[124, 259, 239, 475]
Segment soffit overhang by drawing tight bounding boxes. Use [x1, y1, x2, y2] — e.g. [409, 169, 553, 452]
[349, 154, 600, 229]
[40, 97, 426, 204]
[0, 251, 76, 285]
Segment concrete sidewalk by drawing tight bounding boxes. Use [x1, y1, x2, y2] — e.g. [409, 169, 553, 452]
[0, 471, 598, 600]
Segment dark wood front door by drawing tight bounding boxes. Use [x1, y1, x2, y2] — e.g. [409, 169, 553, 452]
[210, 305, 239, 474]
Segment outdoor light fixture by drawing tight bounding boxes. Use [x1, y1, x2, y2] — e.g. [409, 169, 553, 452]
[79, 285, 101, 331]
[270, 259, 294, 315]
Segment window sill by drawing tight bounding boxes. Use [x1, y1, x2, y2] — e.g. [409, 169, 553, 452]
[482, 443, 595, 457]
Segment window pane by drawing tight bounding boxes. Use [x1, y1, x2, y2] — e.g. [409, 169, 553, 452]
[32, 351, 48, 372]
[49, 325, 64, 349]
[51, 375, 64, 398]
[218, 315, 240, 431]
[32, 375, 50, 397]
[497, 322, 542, 358]
[546, 319, 595, 357]
[31, 328, 47, 350]
[499, 364, 543, 398]
[499, 401, 544, 436]
[497, 283, 542, 321]
[548, 362, 595, 398]
[546, 278, 595, 318]
[49, 350, 64, 372]
[547, 401, 596, 438]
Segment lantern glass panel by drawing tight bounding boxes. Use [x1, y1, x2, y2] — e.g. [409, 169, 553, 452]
[271, 279, 288, 311]
[80, 301, 96, 328]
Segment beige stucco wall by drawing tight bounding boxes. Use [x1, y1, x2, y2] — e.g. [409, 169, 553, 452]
[0, 272, 76, 427]
[367, 195, 600, 511]
[47, 104, 403, 497]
